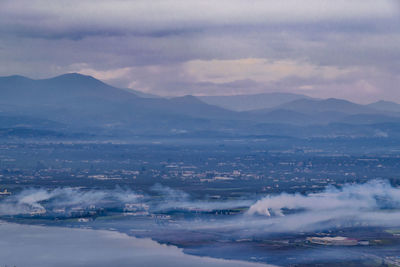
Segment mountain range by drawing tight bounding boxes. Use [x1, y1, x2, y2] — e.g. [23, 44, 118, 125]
[1, 73, 400, 139]
[198, 92, 312, 111]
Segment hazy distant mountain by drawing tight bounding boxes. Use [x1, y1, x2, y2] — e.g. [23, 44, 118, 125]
[121, 88, 160, 98]
[197, 92, 312, 111]
[247, 98, 399, 125]
[0, 113, 62, 129]
[0, 73, 239, 135]
[275, 98, 377, 115]
[0, 73, 139, 105]
[338, 113, 400, 124]
[2, 73, 400, 139]
[367, 100, 400, 113]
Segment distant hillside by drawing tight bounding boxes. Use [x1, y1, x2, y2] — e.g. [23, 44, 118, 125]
[121, 88, 160, 98]
[0, 73, 239, 135]
[275, 98, 377, 115]
[1, 73, 400, 139]
[247, 98, 400, 126]
[0, 73, 139, 105]
[198, 92, 312, 111]
[338, 113, 400, 124]
[367, 100, 400, 113]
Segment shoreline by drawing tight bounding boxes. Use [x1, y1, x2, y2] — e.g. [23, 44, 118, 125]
[0, 221, 276, 267]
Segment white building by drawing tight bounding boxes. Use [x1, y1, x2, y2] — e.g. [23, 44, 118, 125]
[307, 236, 358, 246]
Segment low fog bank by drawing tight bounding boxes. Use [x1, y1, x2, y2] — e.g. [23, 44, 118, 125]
[1, 181, 400, 266]
[186, 180, 400, 235]
[0, 187, 142, 216]
[241, 179, 400, 233]
[0, 184, 252, 216]
[2, 180, 400, 235]
[0, 222, 274, 267]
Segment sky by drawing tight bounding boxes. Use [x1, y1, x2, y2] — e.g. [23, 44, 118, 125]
[0, 0, 399, 103]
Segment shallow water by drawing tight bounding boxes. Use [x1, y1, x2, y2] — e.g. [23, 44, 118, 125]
[0, 221, 274, 267]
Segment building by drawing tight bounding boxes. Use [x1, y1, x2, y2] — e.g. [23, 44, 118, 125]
[307, 236, 358, 246]
[0, 189, 11, 195]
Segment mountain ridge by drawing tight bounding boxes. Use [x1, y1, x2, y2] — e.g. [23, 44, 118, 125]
[198, 92, 313, 111]
[1, 73, 400, 138]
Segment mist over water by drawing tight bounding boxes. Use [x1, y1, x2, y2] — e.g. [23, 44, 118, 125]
[0, 187, 142, 215]
[1, 180, 400, 266]
[243, 179, 400, 233]
[2, 180, 400, 234]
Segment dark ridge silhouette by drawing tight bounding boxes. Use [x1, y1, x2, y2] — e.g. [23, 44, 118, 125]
[1, 73, 400, 138]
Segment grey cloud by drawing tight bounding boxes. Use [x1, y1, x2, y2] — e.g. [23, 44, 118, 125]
[0, 0, 399, 101]
[1, 0, 397, 39]
[97, 62, 399, 103]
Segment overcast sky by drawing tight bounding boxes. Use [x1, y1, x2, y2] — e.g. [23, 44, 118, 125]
[0, 0, 399, 103]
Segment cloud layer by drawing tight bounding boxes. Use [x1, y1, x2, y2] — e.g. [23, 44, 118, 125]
[0, 0, 399, 102]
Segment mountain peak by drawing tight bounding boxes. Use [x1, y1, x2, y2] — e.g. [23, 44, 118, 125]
[0, 72, 140, 107]
[57, 72, 97, 79]
[0, 74, 33, 82]
[324, 98, 351, 103]
[42, 73, 115, 92]
[49, 73, 102, 83]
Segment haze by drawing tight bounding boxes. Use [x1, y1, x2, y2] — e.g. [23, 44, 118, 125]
[0, 0, 399, 103]
[2, 2, 400, 266]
